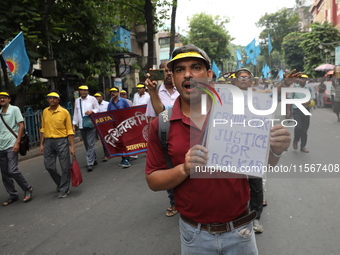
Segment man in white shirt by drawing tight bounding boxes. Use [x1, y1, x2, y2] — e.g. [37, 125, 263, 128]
[131, 83, 150, 160]
[133, 83, 150, 106]
[94, 92, 109, 162]
[72, 85, 99, 171]
[94, 92, 109, 113]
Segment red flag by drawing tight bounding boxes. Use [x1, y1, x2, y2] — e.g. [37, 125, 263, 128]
[90, 105, 148, 157]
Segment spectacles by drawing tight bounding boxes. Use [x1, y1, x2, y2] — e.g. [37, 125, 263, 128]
[120, 93, 126, 95]
[237, 76, 251, 81]
[47, 96, 59, 100]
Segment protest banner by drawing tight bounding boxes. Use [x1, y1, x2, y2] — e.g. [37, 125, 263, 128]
[90, 105, 148, 158]
[200, 85, 275, 178]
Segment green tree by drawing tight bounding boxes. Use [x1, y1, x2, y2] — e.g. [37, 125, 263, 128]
[282, 32, 305, 71]
[184, 13, 231, 61]
[256, 8, 300, 55]
[0, 0, 174, 109]
[300, 22, 340, 76]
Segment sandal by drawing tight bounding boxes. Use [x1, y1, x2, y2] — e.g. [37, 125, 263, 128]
[165, 207, 178, 217]
[3, 196, 19, 206]
[23, 187, 33, 203]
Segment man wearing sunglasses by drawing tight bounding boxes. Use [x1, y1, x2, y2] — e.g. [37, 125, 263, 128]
[235, 68, 256, 91]
[0, 91, 33, 205]
[119, 90, 132, 106]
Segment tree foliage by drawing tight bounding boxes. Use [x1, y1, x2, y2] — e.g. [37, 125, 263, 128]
[282, 32, 305, 72]
[0, 0, 173, 108]
[256, 8, 300, 54]
[113, 0, 172, 69]
[184, 13, 231, 61]
[300, 22, 340, 76]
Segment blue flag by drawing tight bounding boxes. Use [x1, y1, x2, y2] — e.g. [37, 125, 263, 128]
[1, 32, 30, 86]
[211, 60, 221, 81]
[245, 39, 256, 57]
[268, 34, 273, 55]
[255, 44, 261, 57]
[262, 64, 270, 78]
[278, 69, 284, 81]
[246, 39, 261, 66]
[236, 49, 243, 70]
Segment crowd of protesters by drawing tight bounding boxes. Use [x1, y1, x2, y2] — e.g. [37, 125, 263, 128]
[2, 43, 340, 255]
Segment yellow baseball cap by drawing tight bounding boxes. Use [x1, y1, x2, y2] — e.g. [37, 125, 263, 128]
[78, 85, 88, 90]
[0, 92, 10, 97]
[46, 92, 60, 98]
[136, 83, 145, 88]
[167, 51, 210, 70]
[120, 90, 127, 94]
[110, 87, 119, 92]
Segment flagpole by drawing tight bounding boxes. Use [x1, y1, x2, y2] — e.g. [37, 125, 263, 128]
[270, 55, 272, 79]
[1, 32, 23, 55]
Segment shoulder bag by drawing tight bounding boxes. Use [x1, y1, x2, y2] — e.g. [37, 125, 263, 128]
[79, 99, 94, 130]
[0, 114, 29, 156]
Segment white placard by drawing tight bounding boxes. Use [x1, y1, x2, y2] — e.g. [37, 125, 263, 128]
[204, 85, 275, 177]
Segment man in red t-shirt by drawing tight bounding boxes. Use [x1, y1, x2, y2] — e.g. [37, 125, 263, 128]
[145, 44, 291, 254]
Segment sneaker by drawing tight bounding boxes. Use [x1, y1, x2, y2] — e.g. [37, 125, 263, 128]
[87, 165, 93, 172]
[130, 155, 138, 159]
[118, 159, 125, 167]
[58, 190, 70, 198]
[121, 159, 131, 168]
[253, 219, 264, 234]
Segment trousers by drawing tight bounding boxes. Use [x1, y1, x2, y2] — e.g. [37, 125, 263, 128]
[293, 107, 310, 148]
[43, 137, 71, 192]
[249, 177, 263, 220]
[0, 147, 31, 198]
[80, 128, 97, 166]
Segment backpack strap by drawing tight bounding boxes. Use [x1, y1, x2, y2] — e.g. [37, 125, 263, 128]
[158, 107, 174, 169]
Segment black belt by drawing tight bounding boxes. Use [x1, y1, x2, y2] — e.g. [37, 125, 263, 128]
[180, 208, 257, 234]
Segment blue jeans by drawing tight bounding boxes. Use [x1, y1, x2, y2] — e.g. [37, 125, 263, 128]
[179, 218, 258, 255]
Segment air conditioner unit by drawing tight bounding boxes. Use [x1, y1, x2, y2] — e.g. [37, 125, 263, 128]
[41, 59, 57, 77]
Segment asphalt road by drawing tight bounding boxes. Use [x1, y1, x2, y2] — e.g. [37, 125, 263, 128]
[0, 106, 339, 255]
